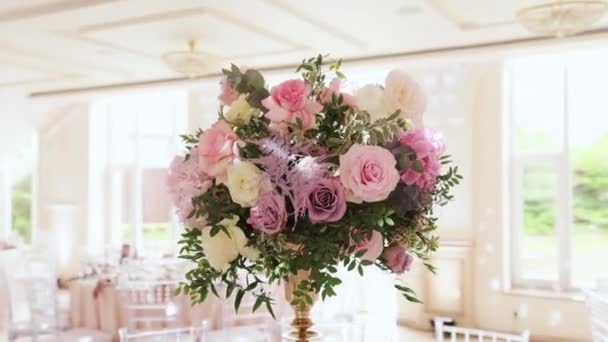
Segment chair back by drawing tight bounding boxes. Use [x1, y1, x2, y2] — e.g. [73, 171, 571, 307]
[118, 320, 209, 342]
[214, 280, 281, 342]
[118, 279, 180, 330]
[434, 317, 530, 342]
[585, 289, 608, 342]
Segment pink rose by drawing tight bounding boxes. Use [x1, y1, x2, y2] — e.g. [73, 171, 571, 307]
[219, 78, 239, 106]
[247, 192, 287, 235]
[304, 177, 347, 224]
[351, 230, 384, 261]
[261, 79, 323, 131]
[196, 121, 239, 177]
[382, 243, 413, 273]
[320, 78, 357, 107]
[339, 145, 400, 202]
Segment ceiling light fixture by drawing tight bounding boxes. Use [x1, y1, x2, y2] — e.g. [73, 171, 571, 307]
[516, 0, 608, 37]
[162, 39, 207, 78]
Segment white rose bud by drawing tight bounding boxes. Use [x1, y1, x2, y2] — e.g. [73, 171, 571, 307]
[383, 69, 426, 127]
[355, 84, 396, 122]
[224, 94, 255, 124]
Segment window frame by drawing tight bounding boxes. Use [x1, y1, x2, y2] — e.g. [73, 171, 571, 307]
[508, 60, 579, 292]
[104, 94, 185, 257]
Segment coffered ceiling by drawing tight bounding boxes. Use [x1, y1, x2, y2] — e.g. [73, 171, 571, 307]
[0, 0, 607, 95]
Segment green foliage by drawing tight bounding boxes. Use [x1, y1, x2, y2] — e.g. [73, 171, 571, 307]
[11, 176, 31, 243]
[521, 133, 608, 235]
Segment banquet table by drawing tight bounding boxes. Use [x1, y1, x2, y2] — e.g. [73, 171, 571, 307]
[69, 279, 222, 339]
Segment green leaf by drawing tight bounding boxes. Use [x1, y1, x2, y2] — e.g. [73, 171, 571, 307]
[347, 261, 356, 271]
[385, 217, 395, 226]
[357, 264, 364, 276]
[253, 296, 264, 312]
[265, 301, 276, 319]
[210, 283, 219, 298]
[245, 281, 258, 292]
[234, 289, 245, 312]
[354, 249, 367, 258]
[244, 69, 265, 90]
[226, 283, 236, 299]
[247, 88, 270, 110]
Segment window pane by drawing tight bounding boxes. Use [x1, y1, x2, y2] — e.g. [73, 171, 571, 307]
[520, 159, 559, 281]
[510, 56, 564, 153]
[11, 174, 31, 243]
[141, 168, 172, 257]
[568, 51, 608, 287]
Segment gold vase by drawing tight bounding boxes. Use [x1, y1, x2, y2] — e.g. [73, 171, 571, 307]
[283, 270, 319, 341]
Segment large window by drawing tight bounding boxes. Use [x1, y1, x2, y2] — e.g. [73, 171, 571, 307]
[101, 91, 187, 257]
[508, 49, 608, 290]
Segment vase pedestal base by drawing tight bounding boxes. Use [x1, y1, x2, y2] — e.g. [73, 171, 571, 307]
[282, 330, 321, 341]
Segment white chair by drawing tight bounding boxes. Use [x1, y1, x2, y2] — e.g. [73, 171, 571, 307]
[585, 289, 608, 342]
[118, 279, 181, 331]
[7, 254, 111, 342]
[217, 290, 279, 342]
[118, 320, 210, 342]
[434, 317, 530, 342]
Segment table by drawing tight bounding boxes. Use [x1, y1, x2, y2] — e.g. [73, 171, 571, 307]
[69, 280, 222, 339]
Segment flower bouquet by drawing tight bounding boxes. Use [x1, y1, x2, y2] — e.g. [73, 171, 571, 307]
[168, 55, 460, 339]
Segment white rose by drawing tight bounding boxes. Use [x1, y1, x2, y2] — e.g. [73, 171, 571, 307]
[225, 94, 254, 124]
[225, 161, 263, 207]
[200, 215, 259, 272]
[355, 84, 396, 122]
[383, 69, 426, 127]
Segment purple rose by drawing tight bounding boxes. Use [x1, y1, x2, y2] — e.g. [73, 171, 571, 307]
[382, 243, 413, 273]
[247, 192, 287, 235]
[305, 177, 347, 224]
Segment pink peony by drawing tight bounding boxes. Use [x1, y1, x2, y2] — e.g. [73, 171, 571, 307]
[339, 145, 400, 202]
[196, 121, 239, 177]
[382, 243, 413, 273]
[166, 154, 212, 227]
[320, 78, 357, 107]
[399, 128, 444, 191]
[261, 79, 323, 131]
[247, 192, 287, 235]
[219, 78, 239, 106]
[351, 230, 384, 261]
[304, 177, 347, 224]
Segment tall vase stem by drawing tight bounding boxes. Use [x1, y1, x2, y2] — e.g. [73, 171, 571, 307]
[284, 270, 319, 341]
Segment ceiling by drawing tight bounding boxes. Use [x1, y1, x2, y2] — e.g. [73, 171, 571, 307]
[1, 0, 608, 97]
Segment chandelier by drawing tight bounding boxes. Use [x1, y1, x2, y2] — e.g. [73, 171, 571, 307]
[162, 40, 207, 78]
[517, 0, 608, 37]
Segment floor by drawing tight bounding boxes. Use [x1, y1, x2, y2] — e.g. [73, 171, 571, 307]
[397, 328, 435, 341]
[1, 326, 436, 341]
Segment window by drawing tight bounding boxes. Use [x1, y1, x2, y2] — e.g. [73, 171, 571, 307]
[101, 91, 187, 257]
[2, 142, 37, 245]
[508, 49, 608, 290]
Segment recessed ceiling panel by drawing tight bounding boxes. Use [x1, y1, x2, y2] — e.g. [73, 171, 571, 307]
[80, 9, 292, 59]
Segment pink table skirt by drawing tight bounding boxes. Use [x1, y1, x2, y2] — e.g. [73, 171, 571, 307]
[69, 280, 222, 338]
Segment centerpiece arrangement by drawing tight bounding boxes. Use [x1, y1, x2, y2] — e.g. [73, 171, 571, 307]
[168, 55, 460, 340]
